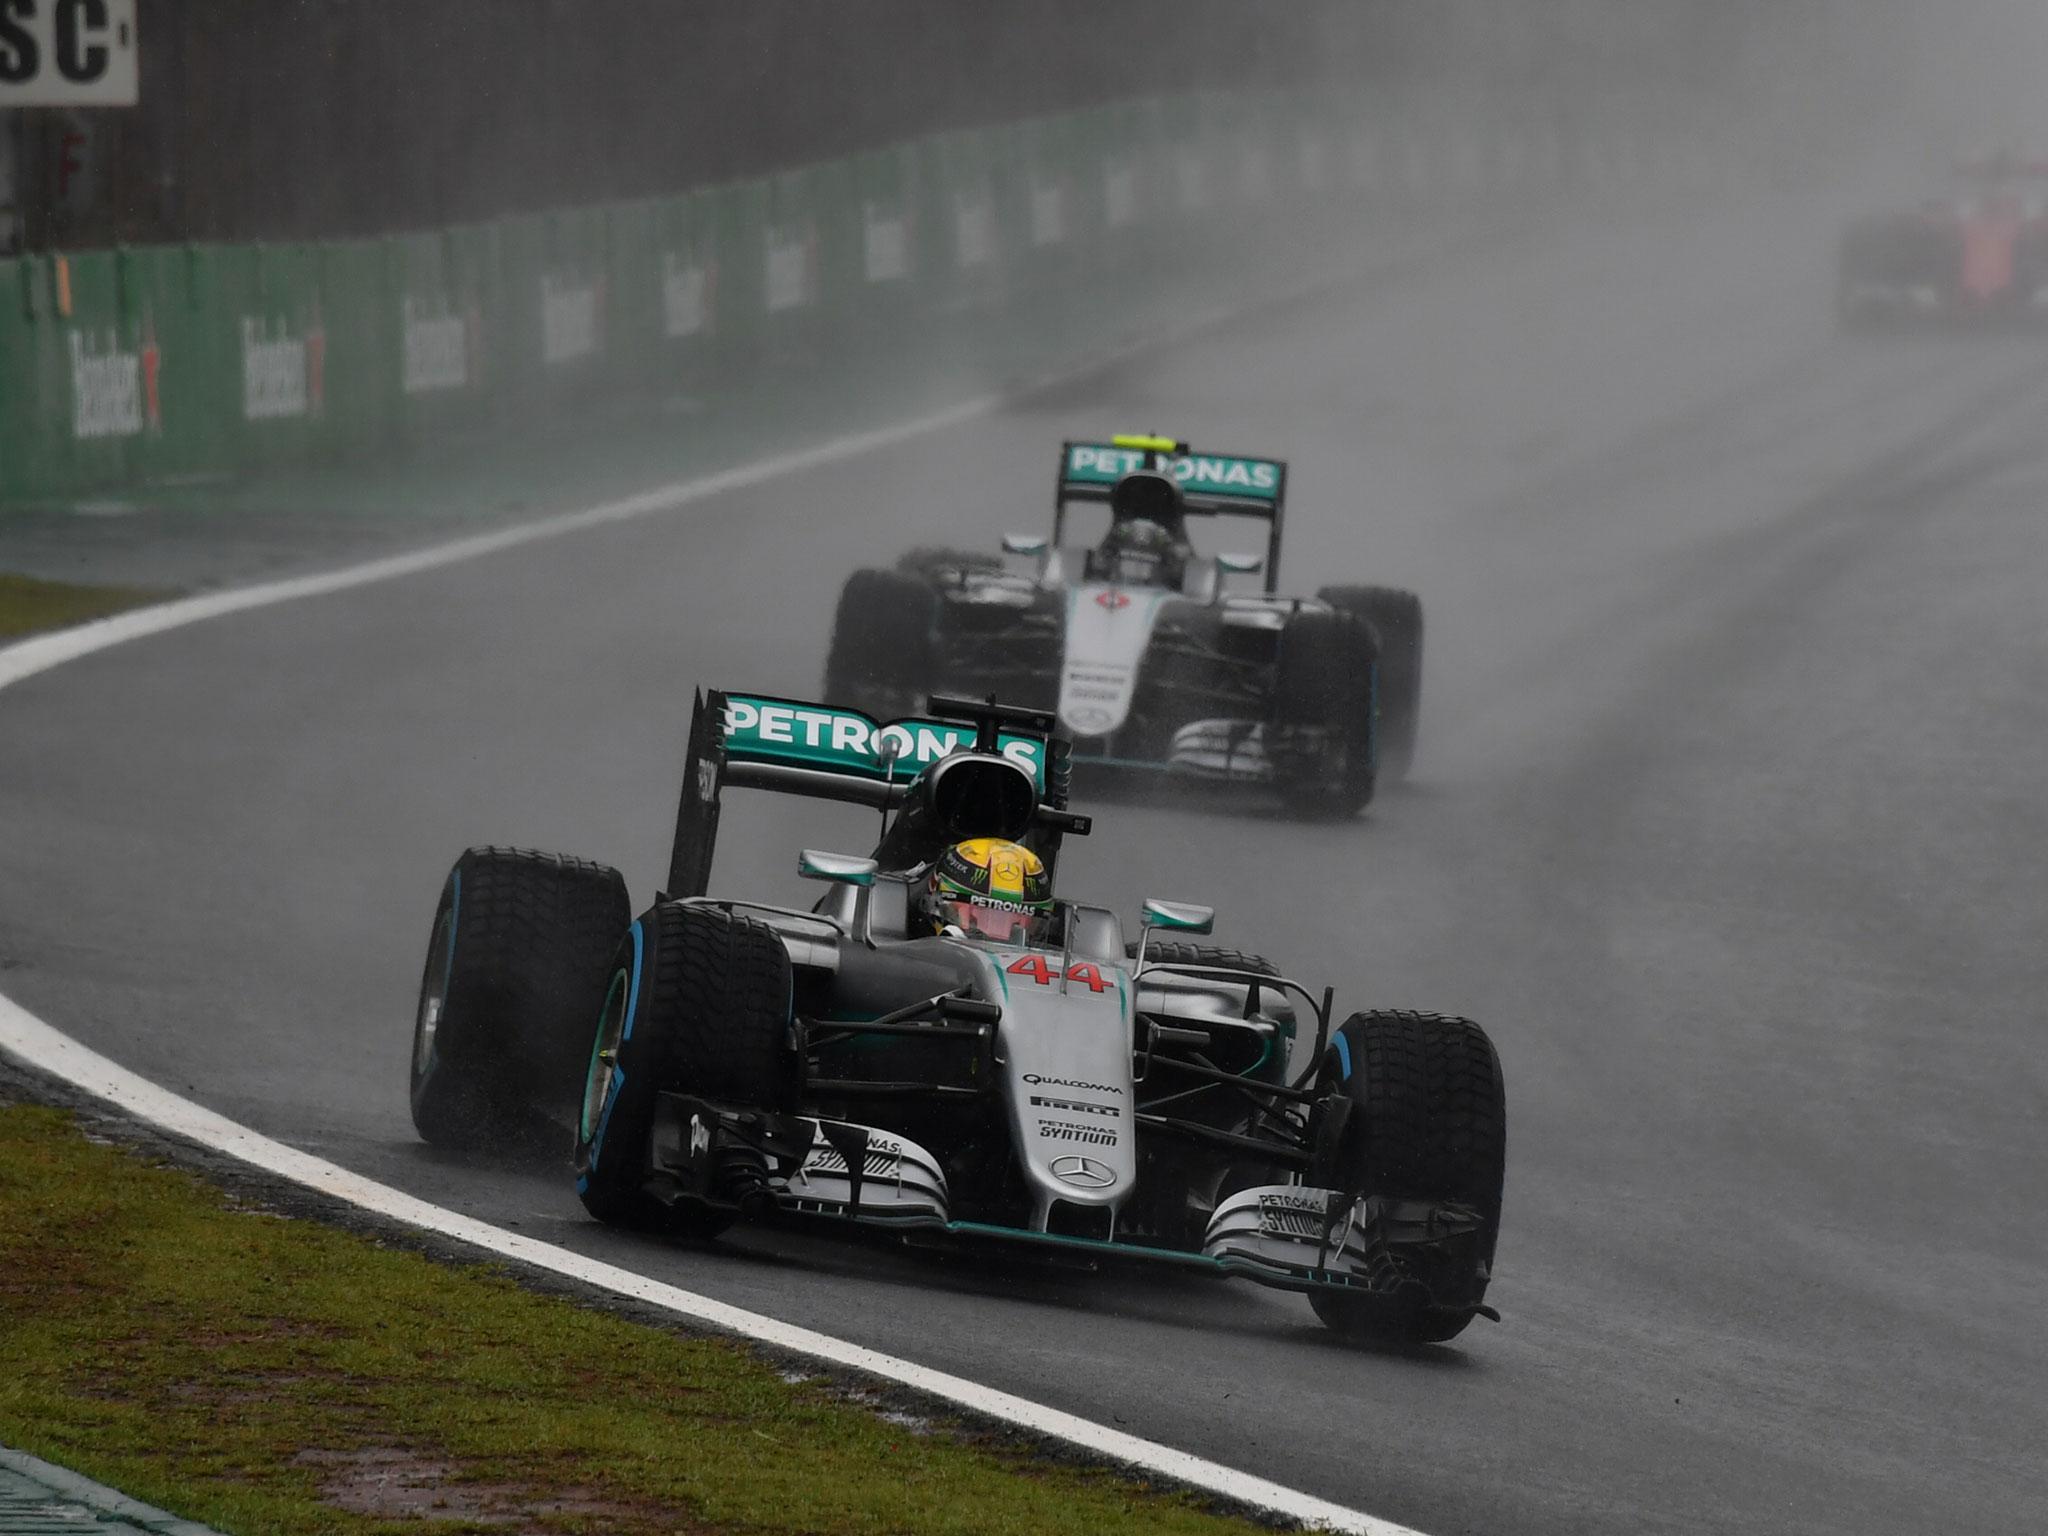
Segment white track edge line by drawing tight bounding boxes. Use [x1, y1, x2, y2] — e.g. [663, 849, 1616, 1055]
[0, 244, 1384, 693]
[0, 267, 1431, 1536]
[0, 390, 1005, 692]
[0, 1001, 1419, 1536]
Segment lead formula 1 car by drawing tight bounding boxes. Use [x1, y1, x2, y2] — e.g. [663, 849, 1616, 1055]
[823, 436, 1426, 816]
[406, 690, 1506, 1344]
[1839, 153, 2048, 325]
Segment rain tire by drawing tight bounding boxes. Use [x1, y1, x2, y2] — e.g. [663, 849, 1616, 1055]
[1308, 1010, 1505, 1345]
[1318, 585, 1423, 782]
[409, 847, 631, 1151]
[1130, 942, 1281, 978]
[823, 567, 937, 720]
[1273, 607, 1379, 818]
[574, 902, 795, 1234]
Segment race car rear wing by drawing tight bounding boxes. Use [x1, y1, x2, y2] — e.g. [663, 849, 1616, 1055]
[1053, 436, 1288, 592]
[666, 689, 1087, 899]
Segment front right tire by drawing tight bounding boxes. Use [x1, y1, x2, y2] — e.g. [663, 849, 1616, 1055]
[1308, 1010, 1506, 1344]
[409, 847, 629, 1150]
[823, 567, 937, 720]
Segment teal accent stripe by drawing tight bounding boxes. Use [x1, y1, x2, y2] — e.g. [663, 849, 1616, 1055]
[944, 1220, 1229, 1271]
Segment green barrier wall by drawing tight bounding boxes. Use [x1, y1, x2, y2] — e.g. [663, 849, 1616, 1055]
[921, 128, 1002, 316]
[0, 89, 1549, 506]
[389, 225, 491, 440]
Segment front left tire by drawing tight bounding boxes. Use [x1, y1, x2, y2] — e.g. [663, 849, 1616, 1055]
[1318, 585, 1423, 783]
[574, 901, 795, 1233]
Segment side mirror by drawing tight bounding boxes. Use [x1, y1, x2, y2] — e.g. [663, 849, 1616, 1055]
[1140, 898, 1215, 935]
[1216, 552, 1264, 576]
[1001, 533, 1049, 557]
[798, 849, 879, 887]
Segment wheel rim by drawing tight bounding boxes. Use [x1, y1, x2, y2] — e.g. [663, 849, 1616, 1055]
[581, 970, 630, 1144]
[412, 910, 453, 1081]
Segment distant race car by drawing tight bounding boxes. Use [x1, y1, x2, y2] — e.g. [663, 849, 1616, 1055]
[406, 689, 1506, 1344]
[1839, 154, 2048, 324]
[822, 435, 1425, 817]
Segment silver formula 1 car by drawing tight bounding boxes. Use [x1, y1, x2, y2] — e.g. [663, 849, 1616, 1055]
[407, 690, 1505, 1343]
[823, 435, 1425, 816]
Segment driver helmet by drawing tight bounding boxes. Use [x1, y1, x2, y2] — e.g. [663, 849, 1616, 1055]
[1100, 516, 1183, 587]
[921, 837, 1053, 946]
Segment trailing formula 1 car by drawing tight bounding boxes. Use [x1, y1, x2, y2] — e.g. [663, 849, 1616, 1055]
[407, 689, 1506, 1344]
[823, 435, 1426, 815]
[1839, 153, 2048, 325]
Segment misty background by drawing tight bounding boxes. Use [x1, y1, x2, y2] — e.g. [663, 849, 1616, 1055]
[17, 0, 2048, 252]
[5, 4, 2048, 1534]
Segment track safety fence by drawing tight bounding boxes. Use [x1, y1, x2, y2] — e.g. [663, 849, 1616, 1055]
[0, 89, 1739, 507]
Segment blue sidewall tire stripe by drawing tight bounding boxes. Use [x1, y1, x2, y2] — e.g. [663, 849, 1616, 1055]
[1334, 1028, 1353, 1082]
[423, 868, 462, 1078]
[582, 917, 645, 1181]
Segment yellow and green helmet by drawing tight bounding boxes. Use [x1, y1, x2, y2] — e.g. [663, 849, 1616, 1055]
[925, 837, 1053, 945]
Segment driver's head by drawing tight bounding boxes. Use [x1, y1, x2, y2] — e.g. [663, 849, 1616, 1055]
[1098, 471, 1189, 588]
[921, 837, 1053, 946]
[1108, 468, 1184, 526]
[1100, 516, 1181, 586]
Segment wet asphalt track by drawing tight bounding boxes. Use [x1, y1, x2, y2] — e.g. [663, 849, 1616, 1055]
[3, 192, 2046, 1535]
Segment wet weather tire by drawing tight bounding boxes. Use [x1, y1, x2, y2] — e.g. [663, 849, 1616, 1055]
[1274, 608, 1379, 818]
[574, 902, 795, 1234]
[1318, 585, 1422, 782]
[1308, 1011, 1505, 1345]
[1131, 942, 1280, 978]
[409, 848, 631, 1151]
[823, 568, 936, 719]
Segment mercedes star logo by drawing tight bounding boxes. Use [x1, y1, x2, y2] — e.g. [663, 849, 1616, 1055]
[1051, 1154, 1117, 1188]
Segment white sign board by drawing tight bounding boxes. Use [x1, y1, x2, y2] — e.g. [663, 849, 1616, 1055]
[0, 0, 138, 107]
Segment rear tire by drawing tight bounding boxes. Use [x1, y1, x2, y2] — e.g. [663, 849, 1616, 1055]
[574, 902, 795, 1233]
[1308, 1010, 1505, 1344]
[1131, 942, 1280, 978]
[1273, 608, 1378, 818]
[1317, 585, 1422, 783]
[1132, 944, 1293, 1083]
[823, 567, 936, 720]
[409, 848, 630, 1151]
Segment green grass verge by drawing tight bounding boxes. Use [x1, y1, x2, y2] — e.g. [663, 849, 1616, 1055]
[0, 1105, 1285, 1536]
[0, 573, 169, 639]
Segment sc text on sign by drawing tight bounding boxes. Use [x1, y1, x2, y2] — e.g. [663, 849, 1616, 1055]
[0, 0, 139, 107]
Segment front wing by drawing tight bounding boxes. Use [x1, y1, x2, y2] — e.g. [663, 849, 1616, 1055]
[926, 622, 1320, 786]
[647, 1093, 1492, 1313]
